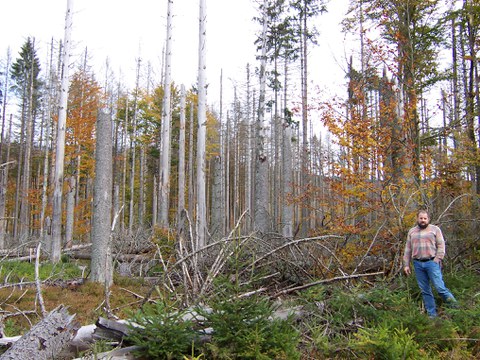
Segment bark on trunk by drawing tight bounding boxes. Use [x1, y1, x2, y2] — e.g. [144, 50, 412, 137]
[51, 0, 74, 262]
[196, 0, 208, 248]
[177, 85, 186, 230]
[0, 305, 79, 360]
[158, 0, 174, 228]
[90, 109, 113, 286]
[253, 0, 271, 235]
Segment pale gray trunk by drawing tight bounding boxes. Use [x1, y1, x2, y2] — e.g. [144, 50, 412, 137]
[253, 0, 270, 235]
[90, 110, 113, 286]
[233, 88, 239, 228]
[218, 70, 226, 234]
[245, 64, 252, 232]
[65, 177, 75, 248]
[196, 0, 208, 248]
[152, 176, 157, 226]
[225, 113, 230, 232]
[0, 306, 79, 359]
[19, 39, 36, 241]
[188, 102, 195, 221]
[0, 48, 10, 161]
[40, 40, 55, 243]
[158, 0, 174, 228]
[282, 62, 293, 238]
[121, 96, 128, 231]
[177, 85, 186, 229]
[51, 0, 73, 262]
[0, 167, 7, 249]
[113, 184, 120, 231]
[300, 10, 309, 238]
[129, 59, 141, 234]
[210, 156, 223, 239]
[0, 51, 11, 249]
[139, 145, 146, 225]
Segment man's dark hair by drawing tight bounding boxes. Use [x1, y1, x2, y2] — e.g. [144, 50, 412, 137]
[417, 209, 429, 217]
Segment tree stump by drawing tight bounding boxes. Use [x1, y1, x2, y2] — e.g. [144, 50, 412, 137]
[0, 305, 79, 360]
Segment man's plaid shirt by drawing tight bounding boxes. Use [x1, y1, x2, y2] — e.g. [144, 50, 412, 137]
[403, 224, 446, 267]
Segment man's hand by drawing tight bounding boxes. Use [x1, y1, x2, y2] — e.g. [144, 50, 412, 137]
[404, 266, 411, 276]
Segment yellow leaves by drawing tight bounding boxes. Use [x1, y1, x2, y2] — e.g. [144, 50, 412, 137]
[66, 70, 102, 177]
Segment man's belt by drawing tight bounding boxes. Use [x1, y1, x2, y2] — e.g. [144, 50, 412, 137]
[414, 257, 435, 262]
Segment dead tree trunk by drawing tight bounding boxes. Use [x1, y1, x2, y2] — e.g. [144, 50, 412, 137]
[0, 305, 79, 360]
[90, 109, 113, 286]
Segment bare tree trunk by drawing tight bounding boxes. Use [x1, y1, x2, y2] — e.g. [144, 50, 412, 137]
[139, 145, 146, 226]
[65, 177, 75, 248]
[253, 0, 270, 235]
[196, 0, 208, 248]
[225, 113, 231, 231]
[0, 48, 11, 248]
[245, 64, 252, 232]
[188, 102, 195, 224]
[51, 0, 73, 262]
[300, 8, 309, 238]
[40, 39, 56, 244]
[282, 62, 293, 239]
[218, 70, 227, 235]
[121, 96, 128, 231]
[128, 60, 141, 233]
[90, 110, 113, 286]
[177, 85, 186, 229]
[210, 156, 223, 240]
[18, 39, 37, 241]
[0, 50, 11, 248]
[158, 0, 174, 228]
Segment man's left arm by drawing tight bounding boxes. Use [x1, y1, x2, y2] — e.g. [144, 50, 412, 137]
[434, 226, 446, 263]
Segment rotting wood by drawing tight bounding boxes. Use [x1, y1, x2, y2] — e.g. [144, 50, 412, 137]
[72, 345, 141, 360]
[93, 317, 131, 342]
[0, 305, 79, 360]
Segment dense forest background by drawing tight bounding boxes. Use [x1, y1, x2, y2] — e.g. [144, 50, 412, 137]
[0, 0, 480, 358]
[0, 0, 478, 270]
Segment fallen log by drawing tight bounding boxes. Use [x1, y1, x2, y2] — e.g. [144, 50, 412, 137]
[72, 345, 141, 360]
[93, 317, 131, 342]
[0, 305, 80, 360]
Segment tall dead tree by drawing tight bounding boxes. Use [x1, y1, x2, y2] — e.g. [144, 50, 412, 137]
[177, 84, 186, 229]
[0, 49, 11, 249]
[51, 0, 73, 262]
[129, 58, 141, 234]
[253, 0, 271, 235]
[197, 0, 208, 248]
[90, 109, 113, 286]
[158, 0, 174, 228]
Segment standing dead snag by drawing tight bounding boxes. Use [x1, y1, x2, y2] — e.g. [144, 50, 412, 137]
[90, 109, 113, 286]
[0, 305, 79, 360]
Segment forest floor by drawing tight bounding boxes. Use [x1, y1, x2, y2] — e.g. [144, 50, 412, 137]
[1, 255, 480, 359]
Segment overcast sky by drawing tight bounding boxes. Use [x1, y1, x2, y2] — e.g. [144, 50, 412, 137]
[0, 0, 351, 111]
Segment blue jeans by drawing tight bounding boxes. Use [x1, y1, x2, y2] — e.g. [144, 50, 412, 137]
[413, 259, 455, 317]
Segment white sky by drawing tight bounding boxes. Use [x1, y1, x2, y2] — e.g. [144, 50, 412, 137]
[0, 0, 352, 113]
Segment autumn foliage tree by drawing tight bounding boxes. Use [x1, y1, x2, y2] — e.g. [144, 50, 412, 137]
[64, 69, 103, 241]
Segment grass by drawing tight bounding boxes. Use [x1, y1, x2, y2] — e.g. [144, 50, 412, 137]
[1, 258, 479, 359]
[0, 259, 151, 336]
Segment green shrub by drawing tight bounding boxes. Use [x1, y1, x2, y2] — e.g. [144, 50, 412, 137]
[199, 295, 300, 360]
[351, 323, 428, 359]
[127, 301, 199, 360]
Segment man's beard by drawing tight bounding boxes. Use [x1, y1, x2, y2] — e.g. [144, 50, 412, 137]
[418, 222, 428, 229]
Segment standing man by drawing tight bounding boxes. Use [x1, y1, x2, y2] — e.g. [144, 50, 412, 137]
[403, 210, 457, 317]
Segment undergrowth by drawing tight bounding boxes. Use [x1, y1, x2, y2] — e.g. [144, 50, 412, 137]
[1, 258, 479, 358]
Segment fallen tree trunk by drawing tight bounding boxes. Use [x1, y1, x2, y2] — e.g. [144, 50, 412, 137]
[0, 305, 79, 360]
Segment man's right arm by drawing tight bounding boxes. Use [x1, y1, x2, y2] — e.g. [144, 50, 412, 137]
[403, 233, 412, 275]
